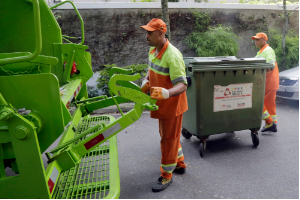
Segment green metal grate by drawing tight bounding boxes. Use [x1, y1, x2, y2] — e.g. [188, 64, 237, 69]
[52, 115, 120, 199]
[74, 115, 112, 145]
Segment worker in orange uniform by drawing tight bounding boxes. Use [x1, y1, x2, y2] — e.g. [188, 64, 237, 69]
[140, 18, 188, 192]
[251, 33, 279, 132]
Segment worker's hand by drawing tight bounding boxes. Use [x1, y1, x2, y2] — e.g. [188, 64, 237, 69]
[141, 79, 150, 93]
[150, 87, 169, 100]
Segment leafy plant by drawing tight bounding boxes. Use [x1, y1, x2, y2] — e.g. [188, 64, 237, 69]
[87, 85, 101, 98]
[131, 0, 157, 2]
[194, 0, 208, 2]
[96, 63, 148, 96]
[185, 10, 240, 57]
[239, 0, 298, 4]
[267, 28, 299, 71]
[191, 9, 211, 32]
[185, 24, 240, 57]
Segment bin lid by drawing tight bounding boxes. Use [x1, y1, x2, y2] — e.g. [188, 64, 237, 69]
[184, 56, 238, 62]
[186, 57, 272, 72]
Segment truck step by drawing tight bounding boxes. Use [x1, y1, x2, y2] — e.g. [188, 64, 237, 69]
[52, 115, 120, 199]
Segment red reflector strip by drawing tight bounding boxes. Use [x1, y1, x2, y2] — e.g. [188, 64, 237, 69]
[84, 123, 121, 150]
[48, 166, 59, 194]
[67, 82, 82, 105]
[48, 179, 55, 194]
[84, 134, 105, 150]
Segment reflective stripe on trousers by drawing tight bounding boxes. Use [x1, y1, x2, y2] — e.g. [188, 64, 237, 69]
[271, 115, 277, 122]
[262, 110, 270, 120]
[178, 147, 183, 159]
[161, 147, 184, 173]
[161, 163, 177, 173]
[159, 115, 185, 179]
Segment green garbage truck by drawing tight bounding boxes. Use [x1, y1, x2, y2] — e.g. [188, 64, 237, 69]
[0, 0, 157, 198]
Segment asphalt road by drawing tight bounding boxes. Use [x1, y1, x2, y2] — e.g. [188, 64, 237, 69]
[115, 98, 299, 199]
[30, 98, 298, 199]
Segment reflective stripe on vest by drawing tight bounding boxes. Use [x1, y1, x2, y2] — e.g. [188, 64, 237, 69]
[172, 76, 187, 86]
[148, 61, 169, 75]
[161, 163, 177, 173]
[262, 110, 270, 119]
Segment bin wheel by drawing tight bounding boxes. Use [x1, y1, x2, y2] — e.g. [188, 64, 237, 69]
[251, 131, 259, 147]
[182, 128, 192, 139]
[199, 142, 205, 157]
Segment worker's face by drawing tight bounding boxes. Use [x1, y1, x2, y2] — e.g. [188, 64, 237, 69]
[254, 38, 266, 48]
[146, 30, 162, 46]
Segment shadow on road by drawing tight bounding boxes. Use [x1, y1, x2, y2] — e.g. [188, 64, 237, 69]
[185, 131, 256, 159]
[276, 98, 299, 109]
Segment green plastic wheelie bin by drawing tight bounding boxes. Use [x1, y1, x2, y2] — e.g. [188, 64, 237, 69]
[182, 57, 273, 157]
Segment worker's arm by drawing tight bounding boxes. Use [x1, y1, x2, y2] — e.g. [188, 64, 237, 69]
[150, 55, 187, 100]
[150, 52, 187, 100]
[144, 71, 149, 81]
[168, 82, 187, 97]
[150, 83, 187, 100]
[263, 48, 276, 72]
[141, 70, 150, 93]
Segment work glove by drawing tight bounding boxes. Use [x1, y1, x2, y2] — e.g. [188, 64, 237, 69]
[141, 79, 150, 93]
[150, 87, 169, 100]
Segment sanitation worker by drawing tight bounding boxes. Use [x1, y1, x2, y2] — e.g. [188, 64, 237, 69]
[140, 18, 188, 192]
[251, 32, 279, 132]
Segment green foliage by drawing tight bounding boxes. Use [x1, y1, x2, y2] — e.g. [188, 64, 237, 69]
[239, 0, 298, 4]
[185, 10, 240, 57]
[87, 85, 101, 98]
[96, 63, 148, 96]
[268, 29, 299, 71]
[186, 23, 240, 57]
[194, 0, 208, 2]
[124, 64, 148, 86]
[191, 9, 211, 32]
[130, 0, 156, 2]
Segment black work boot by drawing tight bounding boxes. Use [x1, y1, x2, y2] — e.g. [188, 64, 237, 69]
[261, 122, 277, 132]
[173, 166, 186, 174]
[152, 176, 172, 192]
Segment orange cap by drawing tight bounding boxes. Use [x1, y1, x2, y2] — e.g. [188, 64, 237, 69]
[251, 33, 268, 41]
[140, 18, 167, 33]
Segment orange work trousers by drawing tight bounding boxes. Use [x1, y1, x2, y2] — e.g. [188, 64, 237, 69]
[263, 89, 277, 124]
[159, 114, 186, 179]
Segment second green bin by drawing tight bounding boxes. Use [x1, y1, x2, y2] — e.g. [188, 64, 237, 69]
[182, 57, 273, 157]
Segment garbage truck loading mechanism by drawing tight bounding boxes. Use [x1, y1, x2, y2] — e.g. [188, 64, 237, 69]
[0, 0, 157, 198]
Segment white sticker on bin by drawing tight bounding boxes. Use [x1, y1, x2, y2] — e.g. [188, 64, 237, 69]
[213, 83, 253, 112]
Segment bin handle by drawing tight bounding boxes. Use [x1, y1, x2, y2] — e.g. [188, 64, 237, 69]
[0, 0, 42, 66]
[50, 1, 85, 45]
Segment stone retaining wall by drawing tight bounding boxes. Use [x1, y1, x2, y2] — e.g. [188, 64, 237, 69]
[54, 3, 299, 70]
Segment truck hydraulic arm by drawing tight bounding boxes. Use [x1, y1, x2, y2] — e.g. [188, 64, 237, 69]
[46, 69, 158, 172]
